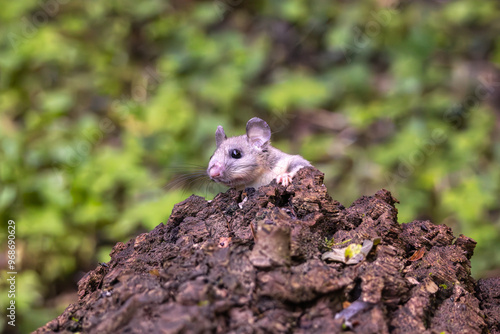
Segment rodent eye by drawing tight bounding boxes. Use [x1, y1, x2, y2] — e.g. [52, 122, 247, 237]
[231, 149, 242, 159]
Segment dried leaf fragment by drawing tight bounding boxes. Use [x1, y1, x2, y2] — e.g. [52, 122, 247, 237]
[408, 247, 426, 261]
[321, 238, 381, 265]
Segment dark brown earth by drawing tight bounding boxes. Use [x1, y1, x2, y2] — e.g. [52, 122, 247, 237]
[35, 167, 500, 334]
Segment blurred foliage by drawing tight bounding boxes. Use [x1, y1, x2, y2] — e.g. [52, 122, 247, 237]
[1, 0, 500, 332]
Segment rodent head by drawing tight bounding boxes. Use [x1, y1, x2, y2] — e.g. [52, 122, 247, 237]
[207, 117, 271, 188]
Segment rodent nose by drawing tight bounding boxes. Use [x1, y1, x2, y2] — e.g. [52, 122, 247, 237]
[209, 163, 223, 178]
[210, 169, 220, 178]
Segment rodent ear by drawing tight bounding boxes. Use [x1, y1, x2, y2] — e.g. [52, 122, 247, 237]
[246, 117, 271, 148]
[215, 126, 227, 148]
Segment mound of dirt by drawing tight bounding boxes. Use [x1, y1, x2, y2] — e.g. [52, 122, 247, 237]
[35, 167, 499, 333]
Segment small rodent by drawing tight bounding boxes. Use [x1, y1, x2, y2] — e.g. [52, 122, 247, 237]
[207, 117, 312, 190]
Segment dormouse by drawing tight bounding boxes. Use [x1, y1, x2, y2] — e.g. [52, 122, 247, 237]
[207, 117, 311, 190]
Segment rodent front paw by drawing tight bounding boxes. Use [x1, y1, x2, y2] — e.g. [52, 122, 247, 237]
[276, 173, 293, 187]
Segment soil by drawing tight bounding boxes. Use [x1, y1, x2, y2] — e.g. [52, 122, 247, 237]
[35, 167, 500, 333]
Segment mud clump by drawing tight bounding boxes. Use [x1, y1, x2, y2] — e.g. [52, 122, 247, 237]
[35, 167, 499, 333]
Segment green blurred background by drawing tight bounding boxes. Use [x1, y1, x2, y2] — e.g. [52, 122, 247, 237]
[1, 0, 500, 332]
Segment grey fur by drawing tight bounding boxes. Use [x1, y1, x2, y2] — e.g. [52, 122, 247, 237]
[286, 155, 310, 174]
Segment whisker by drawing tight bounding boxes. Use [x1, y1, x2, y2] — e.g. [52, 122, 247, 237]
[166, 164, 206, 172]
[162, 163, 239, 196]
[164, 172, 210, 192]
